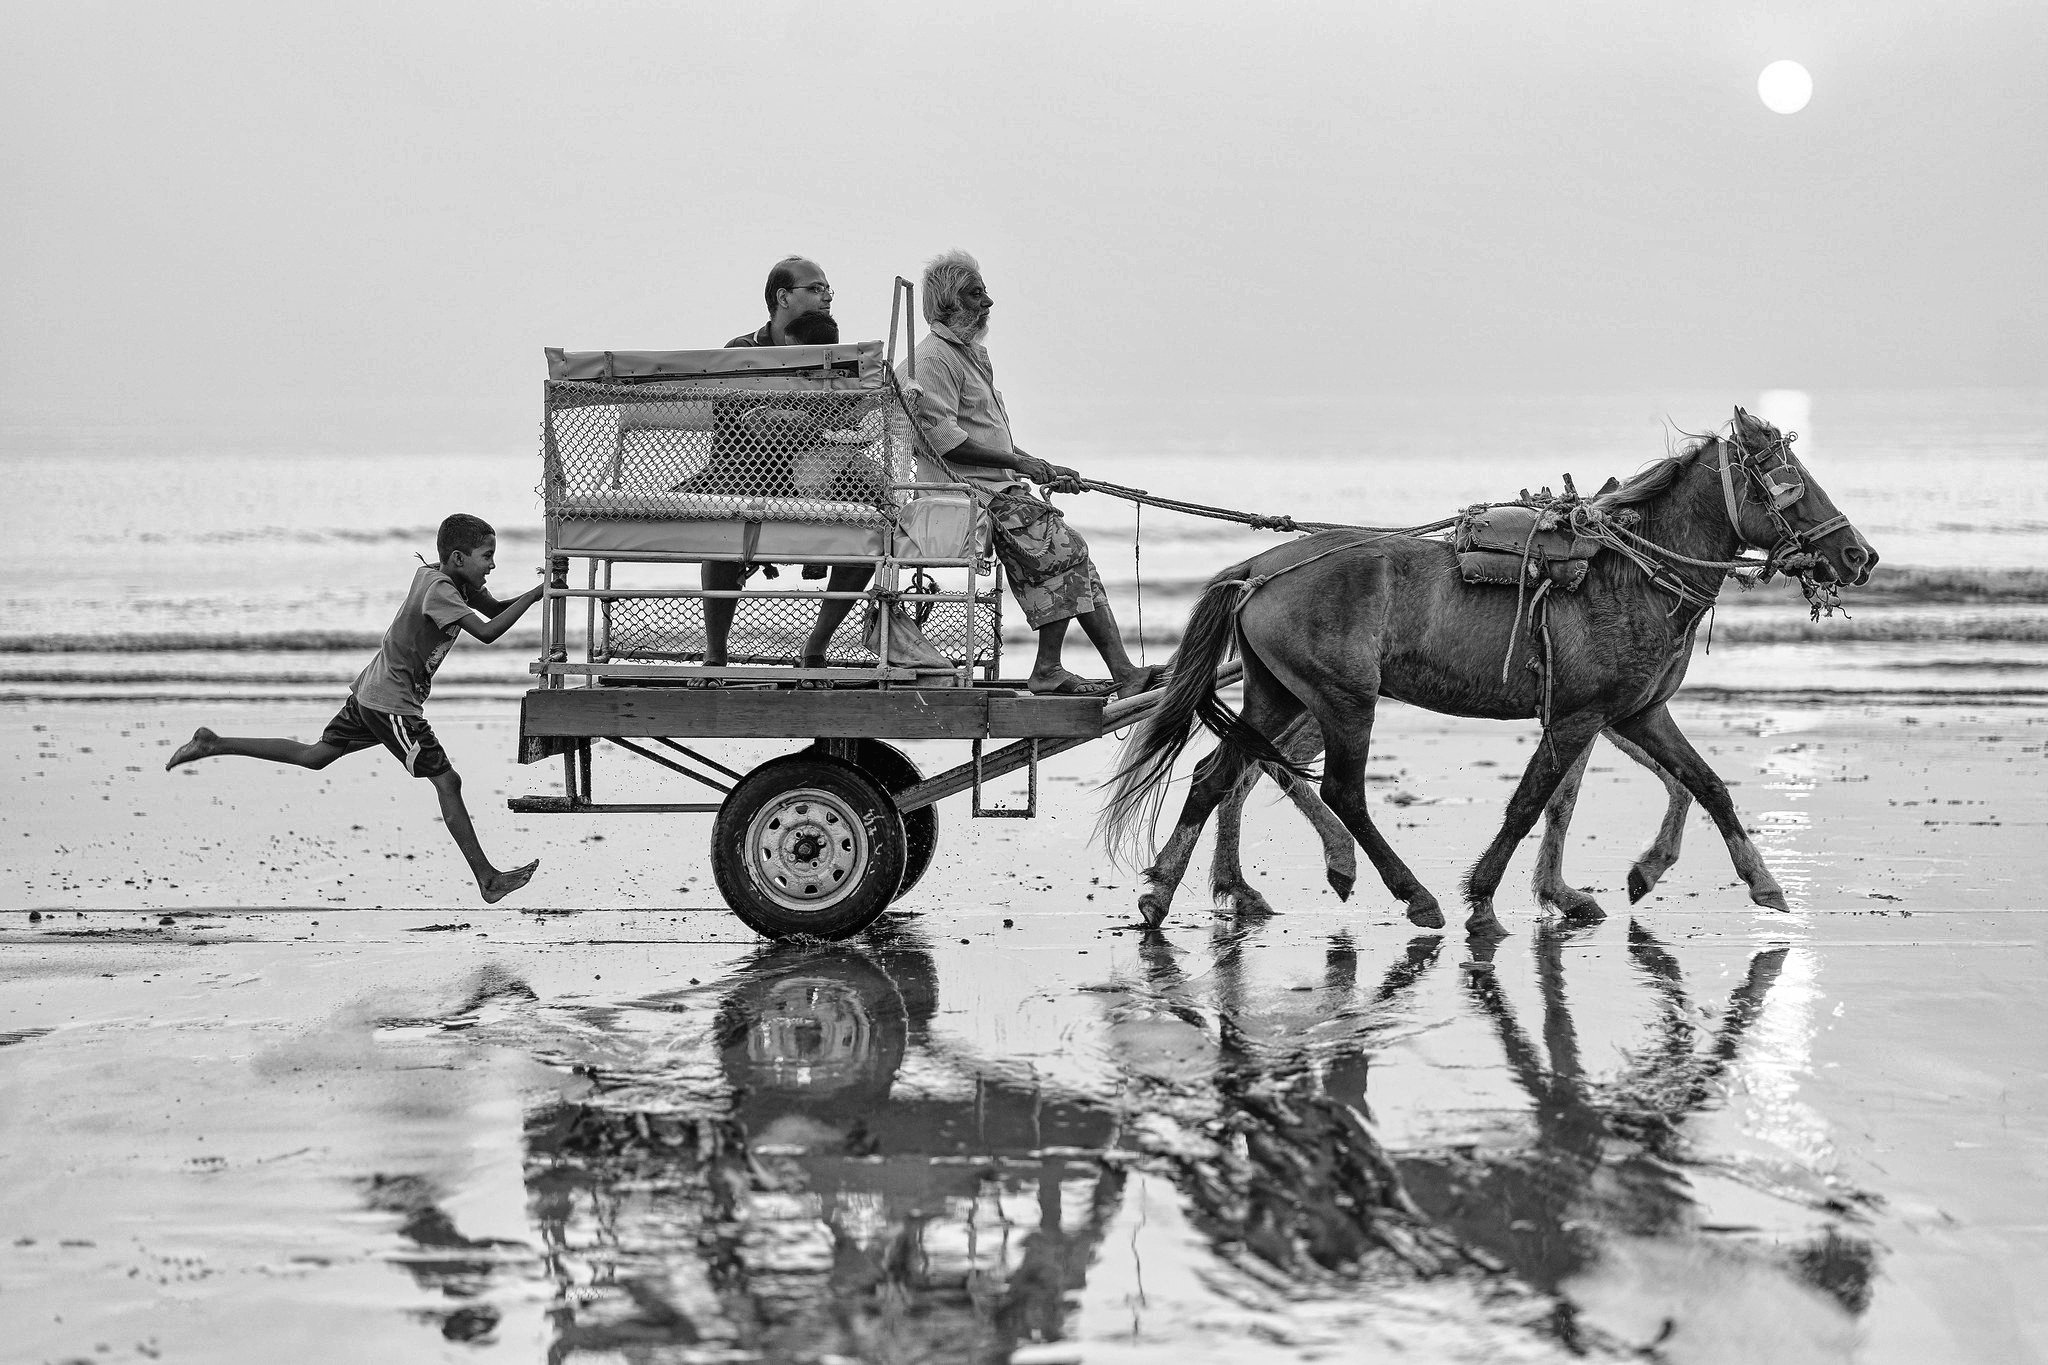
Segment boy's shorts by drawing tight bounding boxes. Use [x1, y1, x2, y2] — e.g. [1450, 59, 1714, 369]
[320, 696, 452, 779]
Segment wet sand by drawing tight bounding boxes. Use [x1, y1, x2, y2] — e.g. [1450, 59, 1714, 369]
[3, 696, 2045, 1363]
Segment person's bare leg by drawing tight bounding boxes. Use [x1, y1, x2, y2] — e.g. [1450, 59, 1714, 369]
[1028, 618, 1095, 692]
[167, 729, 348, 771]
[701, 562, 745, 667]
[802, 563, 874, 667]
[429, 768, 538, 903]
[1075, 600, 1156, 690]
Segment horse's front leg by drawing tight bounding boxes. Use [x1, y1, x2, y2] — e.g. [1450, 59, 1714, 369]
[1608, 706, 1787, 911]
[1140, 744, 1252, 929]
[1603, 721, 1694, 903]
[1462, 714, 1609, 939]
[1531, 741, 1605, 921]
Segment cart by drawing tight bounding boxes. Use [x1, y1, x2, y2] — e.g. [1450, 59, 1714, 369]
[509, 282, 1148, 940]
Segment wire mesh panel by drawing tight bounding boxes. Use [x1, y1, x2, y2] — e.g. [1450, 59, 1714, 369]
[536, 344, 998, 683]
[597, 591, 1001, 670]
[545, 379, 908, 523]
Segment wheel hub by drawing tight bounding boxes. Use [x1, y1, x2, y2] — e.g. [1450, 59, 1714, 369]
[747, 788, 868, 914]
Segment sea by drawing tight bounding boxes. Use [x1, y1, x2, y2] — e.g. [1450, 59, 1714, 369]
[4, 386, 2045, 703]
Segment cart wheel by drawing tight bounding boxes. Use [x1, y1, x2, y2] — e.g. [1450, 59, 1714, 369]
[835, 739, 939, 901]
[712, 755, 906, 941]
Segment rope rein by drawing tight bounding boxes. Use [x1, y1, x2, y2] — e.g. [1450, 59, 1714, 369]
[1072, 477, 1465, 537]
[884, 374, 1846, 628]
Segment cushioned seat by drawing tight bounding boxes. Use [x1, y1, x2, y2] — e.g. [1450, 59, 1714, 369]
[554, 515, 891, 560]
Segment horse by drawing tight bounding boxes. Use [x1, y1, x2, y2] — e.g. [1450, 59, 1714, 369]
[1099, 409, 1876, 938]
[1170, 707, 1696, 926]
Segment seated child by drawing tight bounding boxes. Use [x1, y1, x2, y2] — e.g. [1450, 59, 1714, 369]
[166, 513, 545, 904]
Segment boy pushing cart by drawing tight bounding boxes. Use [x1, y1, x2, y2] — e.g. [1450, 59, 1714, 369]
[166, 514, 544, 904]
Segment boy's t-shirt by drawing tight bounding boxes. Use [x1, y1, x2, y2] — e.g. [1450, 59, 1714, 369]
[351, 566, 480, 717]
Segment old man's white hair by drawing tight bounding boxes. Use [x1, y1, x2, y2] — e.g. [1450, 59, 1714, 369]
[920, 250, 982, 328]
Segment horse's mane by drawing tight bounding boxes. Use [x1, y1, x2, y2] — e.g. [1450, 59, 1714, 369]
[1594, 432, 1715, 511]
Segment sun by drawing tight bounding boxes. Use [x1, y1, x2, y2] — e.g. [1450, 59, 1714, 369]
[1758, 60, 1813, 114]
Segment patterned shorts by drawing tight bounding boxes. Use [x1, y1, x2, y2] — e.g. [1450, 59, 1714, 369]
[321, 696, 452, 779]
[986, 489, 1107, 629]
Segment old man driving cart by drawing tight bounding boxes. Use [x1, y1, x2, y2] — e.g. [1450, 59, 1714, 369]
[898, 250, 1163, 699]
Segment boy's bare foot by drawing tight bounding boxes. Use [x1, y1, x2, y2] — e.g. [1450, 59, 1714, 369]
[480, 859, 539, 904]
[166, 727, 219, 771]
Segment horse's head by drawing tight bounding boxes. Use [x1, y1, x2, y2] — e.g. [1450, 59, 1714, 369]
[1722, 407, 1877, 587]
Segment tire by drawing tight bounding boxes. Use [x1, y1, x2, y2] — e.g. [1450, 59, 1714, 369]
[711, 755, 906, 941]
[824, 739, 939, 901]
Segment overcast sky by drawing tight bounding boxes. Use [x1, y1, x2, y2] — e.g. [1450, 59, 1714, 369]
[4, 0, 2042, 453]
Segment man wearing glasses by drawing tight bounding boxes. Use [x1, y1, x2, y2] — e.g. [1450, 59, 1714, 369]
[729, 256, 834, 347]
[698, 257, 874, 673]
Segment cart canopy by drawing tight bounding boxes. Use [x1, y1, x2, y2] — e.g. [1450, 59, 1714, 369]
[546, 342, 885, 385]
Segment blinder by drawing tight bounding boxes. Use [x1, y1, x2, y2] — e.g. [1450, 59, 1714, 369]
[1718, 417, 1848, 569]
[1760, 466, 1805, 510]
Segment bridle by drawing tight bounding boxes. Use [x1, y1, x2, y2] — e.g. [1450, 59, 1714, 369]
[1715, 422, 1851, 572]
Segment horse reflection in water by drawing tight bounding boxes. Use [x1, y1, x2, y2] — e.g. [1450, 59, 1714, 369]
[1410, 924, 1880, 1354]
[514, 919, 1878, 1361]
[1096, 918, 1877, 1358]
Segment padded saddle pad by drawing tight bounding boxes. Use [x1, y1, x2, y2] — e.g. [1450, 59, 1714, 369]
[1454, 504, 1602, 592]
[1454, 504, 1600, 560]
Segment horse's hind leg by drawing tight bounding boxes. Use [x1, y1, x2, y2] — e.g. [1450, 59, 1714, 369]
[1140, 746, 1244, 928]
[1604, 720, 1694, 903]
[1609, 706, 1787, 911]
[1462, 713, 1609, 939]
[1140, 674, 1305, 930]
[1531, 742, 1605, 921]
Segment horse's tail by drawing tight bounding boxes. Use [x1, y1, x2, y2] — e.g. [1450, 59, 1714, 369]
[1097, 566, 1316, 866]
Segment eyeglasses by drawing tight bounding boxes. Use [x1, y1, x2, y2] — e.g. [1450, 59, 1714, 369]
[790, 282, 833, 295]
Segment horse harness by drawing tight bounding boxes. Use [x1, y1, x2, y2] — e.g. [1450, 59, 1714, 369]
[1218, 418, 1846, 734]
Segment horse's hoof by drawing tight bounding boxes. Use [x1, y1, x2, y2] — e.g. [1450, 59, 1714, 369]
[1214, 883, 1275, 918]
[1626, 865, 1660, 903]
[1405, 893, 1445, 930]
[1463, 908, 1508, 941]
[1541, 887, 1607, 923]
[1327, 867, 1356, 901]
[1137, 892, 1170, 930]
[1752, 886, 1791, 913]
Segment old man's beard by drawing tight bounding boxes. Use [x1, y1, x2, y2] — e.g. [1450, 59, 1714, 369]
[947, 306, 992, 342]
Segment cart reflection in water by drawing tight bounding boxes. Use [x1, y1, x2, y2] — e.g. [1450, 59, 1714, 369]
[525, 926, 1123, 1363]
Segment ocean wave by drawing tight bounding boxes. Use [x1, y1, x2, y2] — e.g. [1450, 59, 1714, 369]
[126, 525, 548, 547]
[1846, 566, 2048, 602]
[0, 632, 476, 654]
